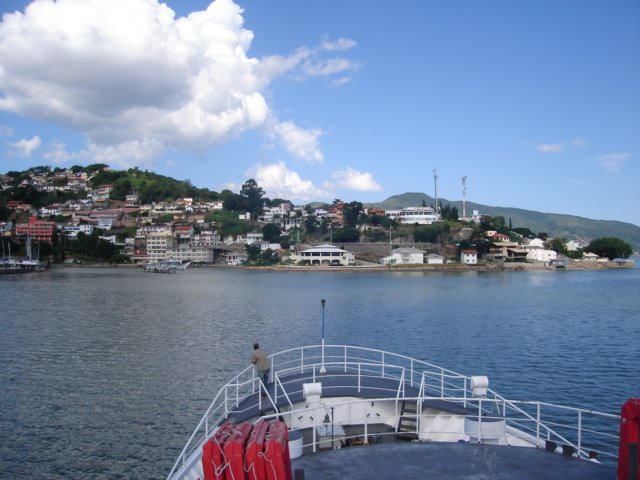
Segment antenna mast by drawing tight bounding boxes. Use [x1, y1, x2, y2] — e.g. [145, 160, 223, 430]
[432, 169, 438, 214]
[461, 176, 467, 219]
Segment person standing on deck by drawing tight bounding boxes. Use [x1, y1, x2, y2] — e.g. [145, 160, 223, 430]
[251, 343, 270, 389]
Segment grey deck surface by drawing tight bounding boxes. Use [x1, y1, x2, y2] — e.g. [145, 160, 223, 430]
[291, 441, 615, 480]
[226, 370, 475, 424]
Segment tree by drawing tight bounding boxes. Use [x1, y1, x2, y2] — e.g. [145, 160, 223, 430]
[343, 201, 363, 227]
[547, 237, 567, 255]
[239, 179, 265, 218]
[240, 179, 265, 200]
[332, 227, 359, 243]
[262, 223, 281, 242]
[585, 237, 632, 260]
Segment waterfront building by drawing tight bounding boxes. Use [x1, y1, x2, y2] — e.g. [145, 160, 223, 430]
[290, 244, 355, 266]
[426, 253, 445, 264]
[225, 251, 248, 266]
[460, 249, 478, 265]
[15, 216, 56, 243]
[380, 247, 424, 265]
[166, 245, 214, 264]
[146, 231, 174, 263]
[526, 249, 557, 263]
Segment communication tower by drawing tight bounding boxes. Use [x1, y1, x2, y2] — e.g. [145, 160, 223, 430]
[462, 176, 467, 219]
[433, 169, 438, 214]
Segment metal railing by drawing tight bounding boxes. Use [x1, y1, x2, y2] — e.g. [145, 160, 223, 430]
[167, 344, 620, 479]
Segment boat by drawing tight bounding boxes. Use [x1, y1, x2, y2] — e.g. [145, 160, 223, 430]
[167, 339, 636, 479]
[144, 259, 191, 273]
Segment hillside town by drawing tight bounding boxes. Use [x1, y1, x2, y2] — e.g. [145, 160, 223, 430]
[0, 166, 633, 270]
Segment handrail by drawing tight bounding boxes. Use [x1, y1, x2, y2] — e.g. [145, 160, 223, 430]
[167, 344, 620, 479]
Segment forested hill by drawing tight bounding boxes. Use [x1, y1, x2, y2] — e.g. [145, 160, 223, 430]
[372, 192, 640, 251]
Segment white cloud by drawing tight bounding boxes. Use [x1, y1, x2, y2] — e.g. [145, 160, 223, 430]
[44, 141, 75, 164]
[571, 138, 587, 147]
[9, 136, 41, 158]
[332, 167, 382, 192]
[273, 121, 324, 164]
[537, 143, 563, 154]
[246, 162, 330, 201]
[592, 152, 630, 173]
[0, 1, 356, 166]
[320, 37, 357, 51]
[301, 57, 359, 78]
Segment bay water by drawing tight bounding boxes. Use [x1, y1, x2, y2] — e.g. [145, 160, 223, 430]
[1, 263, 638, 478]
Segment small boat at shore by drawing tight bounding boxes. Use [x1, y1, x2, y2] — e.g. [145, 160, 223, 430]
[167, 340, 634, 480]
[0, 257, 47, 274]
[144, 259, 191, 273]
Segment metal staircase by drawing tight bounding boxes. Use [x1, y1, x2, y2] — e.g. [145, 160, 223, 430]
[396, 400, 419, 440]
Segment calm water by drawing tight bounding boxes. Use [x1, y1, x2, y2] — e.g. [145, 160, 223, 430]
[1, 263, 638, 479]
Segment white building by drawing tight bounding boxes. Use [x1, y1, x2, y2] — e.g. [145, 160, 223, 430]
[62, 224, 94, 238]
[225, 252, 248, 266]
[146, 231, 174, 263]
[426, 254, 445, 265]
[191, 232, 220, 247]
[381, 247, 424, 265]
[388, 207, 441, 225]
[291, 244, 355, 266]
[526, 249, 557, 263]
[460, 249, 478, 265]
[258, 242, 282, 252]
[525, 238, 545, 249]
[166, 245, 214, 264]
[246, 233, 264, 245]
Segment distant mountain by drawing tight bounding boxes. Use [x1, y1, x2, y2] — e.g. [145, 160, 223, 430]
[370, 192, 640, 251]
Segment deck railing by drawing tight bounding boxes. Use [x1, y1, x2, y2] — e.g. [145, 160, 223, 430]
[167, 344, 620, 479]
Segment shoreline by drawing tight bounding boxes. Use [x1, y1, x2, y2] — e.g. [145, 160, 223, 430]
[48, 260, 635, 272]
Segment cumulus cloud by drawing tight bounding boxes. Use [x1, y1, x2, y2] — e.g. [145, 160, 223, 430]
[0, 0, 357, 167]
[592, 152, 630, 173]
[273, 121, 324, 164]
[43, 141, 75, 164]
[9, 136, 41, 158]
[246, 162, 330, 201]
[537, 143, 563, 154]
[332, 167, 382, 192]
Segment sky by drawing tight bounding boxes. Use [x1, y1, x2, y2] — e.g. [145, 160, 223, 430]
[0, 0, 638, 225]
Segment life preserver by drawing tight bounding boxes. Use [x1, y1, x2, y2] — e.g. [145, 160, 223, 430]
[245, 419, 270, 480]
[264, 420, 292, 480]
[202, 421, 234, 480]
[618, 398, 640, 480]
[224, 422, 253, 480]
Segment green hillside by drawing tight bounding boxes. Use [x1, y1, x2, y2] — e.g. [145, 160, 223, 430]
[371, 192, 640, 251]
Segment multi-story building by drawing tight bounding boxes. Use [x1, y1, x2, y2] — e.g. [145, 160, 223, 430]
[146, 230, 174, 263]
[15, 216, 56, 243]
[166, 245, 214, 264]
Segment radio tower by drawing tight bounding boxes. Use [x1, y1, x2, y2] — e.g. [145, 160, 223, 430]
[461, 176, 467, 220]
[432, 169, 438, 214]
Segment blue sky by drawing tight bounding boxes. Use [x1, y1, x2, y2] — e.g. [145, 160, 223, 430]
[0, 0, 638, 225]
